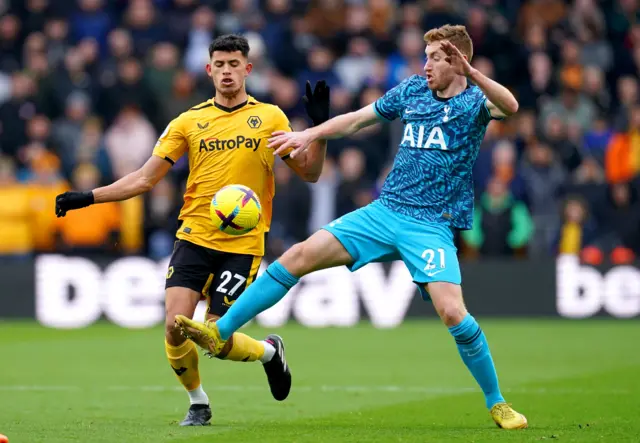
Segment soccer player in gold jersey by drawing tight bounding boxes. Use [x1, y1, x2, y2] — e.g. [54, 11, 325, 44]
[54, 34, 329, 426]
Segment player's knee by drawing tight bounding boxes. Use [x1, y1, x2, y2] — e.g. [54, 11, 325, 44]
[428, 282, 467, 327]
[280, 241, 313, 275]
[165, 314, 185, 346]
[437, 302, 467, 327]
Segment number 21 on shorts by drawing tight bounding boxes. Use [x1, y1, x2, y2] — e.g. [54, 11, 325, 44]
[422, 248, 445, 276]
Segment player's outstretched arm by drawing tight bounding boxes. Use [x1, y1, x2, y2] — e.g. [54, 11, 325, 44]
[269, 104, 378, 160]
[93, 156, 171, 202]
[309, 104, 379, 141]
[55, 156, 171, 217]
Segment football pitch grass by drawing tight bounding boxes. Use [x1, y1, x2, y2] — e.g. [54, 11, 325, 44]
[1, 320, 639, 443]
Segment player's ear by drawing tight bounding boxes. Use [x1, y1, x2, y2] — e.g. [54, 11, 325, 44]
[205, 63, 212, 78]
[245, 62, 253, 76]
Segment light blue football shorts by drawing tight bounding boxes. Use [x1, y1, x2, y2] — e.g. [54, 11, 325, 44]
[322, 200, 461, 300]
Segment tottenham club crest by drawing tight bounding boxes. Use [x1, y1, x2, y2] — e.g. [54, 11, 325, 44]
[443, 105, 451, 123]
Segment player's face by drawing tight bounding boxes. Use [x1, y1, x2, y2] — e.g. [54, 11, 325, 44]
[206, 51, 252, 98]
[424, 42, 456, 91]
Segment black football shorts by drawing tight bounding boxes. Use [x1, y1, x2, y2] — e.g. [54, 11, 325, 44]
[165, 239, 263, 316]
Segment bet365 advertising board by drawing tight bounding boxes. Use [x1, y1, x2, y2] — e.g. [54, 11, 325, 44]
[0, 254, 638, 325]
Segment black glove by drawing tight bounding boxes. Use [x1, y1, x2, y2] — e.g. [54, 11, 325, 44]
[55, 191, 94, 217]
[303, 80, 330, 126]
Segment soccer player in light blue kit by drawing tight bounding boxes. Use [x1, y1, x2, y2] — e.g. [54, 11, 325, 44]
[176, 25, 528, 429]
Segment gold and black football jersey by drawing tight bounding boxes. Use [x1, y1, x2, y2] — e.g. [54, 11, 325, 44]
[153, 96, 292, 256]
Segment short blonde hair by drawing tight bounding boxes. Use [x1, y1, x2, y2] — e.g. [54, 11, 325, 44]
[424, 24, 473, 61]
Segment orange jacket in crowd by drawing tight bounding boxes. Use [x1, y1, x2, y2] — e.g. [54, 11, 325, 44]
[605, 130, 640, 184]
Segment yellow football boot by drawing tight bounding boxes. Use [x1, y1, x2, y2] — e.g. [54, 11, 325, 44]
[174, 315, 227, 358]
[490, 403, 528, 429]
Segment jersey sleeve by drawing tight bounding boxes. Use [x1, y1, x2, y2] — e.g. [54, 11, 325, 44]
[152, 116, 188, 164]
[373, 76, 414, 122]
[271, 106, 294, 159]
[475, 91, 504, 126]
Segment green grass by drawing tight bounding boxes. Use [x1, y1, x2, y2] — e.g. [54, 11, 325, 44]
[1, 320, 639, 442]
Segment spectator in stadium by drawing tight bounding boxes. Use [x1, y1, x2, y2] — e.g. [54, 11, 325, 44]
[159, 69, 207, 126]
[0, 14, 22, 73]
[297, 45, 340, 91]
[70, 0, 111, 55]
[517, 0, 566, 36]
[44, 17, 70, 70]
[488, 139, 526, 201]
[605, 104, 640, 184]
[43, 48, 95, 120]
[542, 114, 582, 173]
[104, 104, 156, 179]
[521, 140, 566, 256]
[15, 114, 56, 176]
[307, 157, 338, 235]
[573, 3, 612, 73]
[144, 177, 180, 260]
[165, 0, 198, 46]
[556, 195, 598, 256]
[613, 76, 639, 131]
[243, 32, 272, 101]
[123, 0, 166, 57]
[421, 0, 463, 32]
[0, 73, 38, 158]
[97, 57, 159, 130]
[51, 91, 91, 177]
[335, 37, 377, 94]
[386, 27, 425, 89]
[518, 51, 556, 111]
[541, 85, 596, 135]
[98, 28, 134, 89]
[145, 43, 180, 101]
[582, 66, 610, 114]
[566, 156, 607, 214]
[599, 182, 640, 259]
[183, 5, 217, 76]
[335, 147, 373, 217]
[22, 0, 49, 41]
[268, 160, 312, 259]
[269, 74, 305, 120]
[473, 119, 504, 195]
[463, 177, 534, 258]
[583, 113, 613, 165]
[75, 117, 113, 185]
[305, 0, 346, 41]
[77, 37, 101, 79]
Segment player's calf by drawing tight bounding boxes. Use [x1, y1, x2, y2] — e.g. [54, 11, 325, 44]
[427, 282, 520, 421]
[164, 287, 210, 418]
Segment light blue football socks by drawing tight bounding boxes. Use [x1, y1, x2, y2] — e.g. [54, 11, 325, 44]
[217, 261, 299, 340]
[449, 313, 505, 409]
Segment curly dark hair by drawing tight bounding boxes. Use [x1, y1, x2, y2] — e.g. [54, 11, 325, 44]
[208, 34, 250, 58]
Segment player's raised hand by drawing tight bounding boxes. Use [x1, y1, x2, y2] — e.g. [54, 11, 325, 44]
[55, 191, 94, 217]
[441, 41, 473, 77]
[303, 80, 330, 126]
[268, 130, 314, 159]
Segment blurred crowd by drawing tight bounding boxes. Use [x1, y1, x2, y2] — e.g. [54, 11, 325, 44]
[0, 0, 639, 263]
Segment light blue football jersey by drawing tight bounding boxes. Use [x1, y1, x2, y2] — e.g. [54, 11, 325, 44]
[374, 75, 497, 230]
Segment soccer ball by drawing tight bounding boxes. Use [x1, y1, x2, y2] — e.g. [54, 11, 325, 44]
[210, 185, 262, 235]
